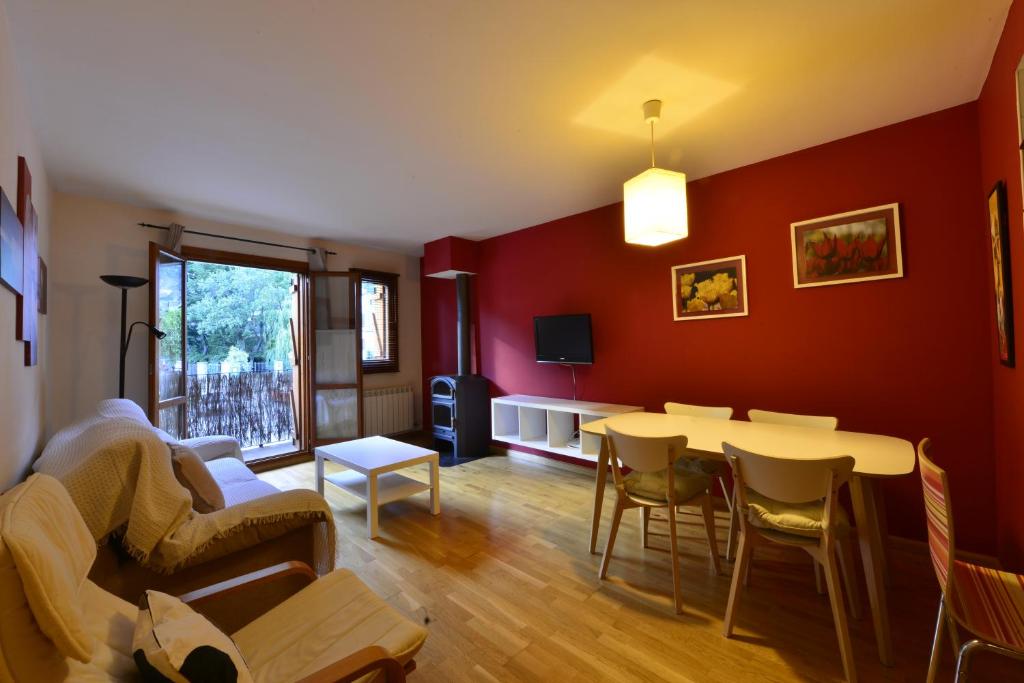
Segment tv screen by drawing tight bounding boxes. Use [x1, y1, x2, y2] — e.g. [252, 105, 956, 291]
[534, 314, 593, 364]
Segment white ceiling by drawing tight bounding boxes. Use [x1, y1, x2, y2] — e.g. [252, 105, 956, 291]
[5, 0, 1011, 254]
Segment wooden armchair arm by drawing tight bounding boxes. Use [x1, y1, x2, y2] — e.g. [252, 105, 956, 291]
[179, 561, 317, 632]
[294, 645, 408, 683]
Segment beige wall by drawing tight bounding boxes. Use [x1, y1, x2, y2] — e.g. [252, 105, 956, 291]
[48, 191, 422, 437]
[0, 1, 50, 489]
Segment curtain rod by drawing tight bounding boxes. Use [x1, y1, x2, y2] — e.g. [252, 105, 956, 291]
[137, 222, 337, 256]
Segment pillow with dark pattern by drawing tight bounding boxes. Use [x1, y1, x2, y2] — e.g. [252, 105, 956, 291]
[132, 590, 252, 683]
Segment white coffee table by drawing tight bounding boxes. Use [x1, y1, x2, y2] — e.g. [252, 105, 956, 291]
[315, 436, 440, 539]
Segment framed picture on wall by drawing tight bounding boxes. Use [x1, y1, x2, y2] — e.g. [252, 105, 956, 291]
[988, 181, 1014, 368]
[38, 257, 47, 314]
[790, 203, 903, 288]
[0, 188, 24, 296]
[671, 255, 748, 321]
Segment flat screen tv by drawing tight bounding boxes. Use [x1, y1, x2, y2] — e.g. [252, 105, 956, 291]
[534, 314, 593, 364]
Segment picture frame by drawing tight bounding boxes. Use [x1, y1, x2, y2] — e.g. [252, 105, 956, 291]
[790, 203, 903, 288]
[0, 188, 23, 296]
[988, 181, 1014, 367]
[671, 255, 748, 321]
[38, 257, 47, 314]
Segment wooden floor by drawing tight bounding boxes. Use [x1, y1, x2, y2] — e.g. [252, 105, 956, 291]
[261, 451, 1022, 682]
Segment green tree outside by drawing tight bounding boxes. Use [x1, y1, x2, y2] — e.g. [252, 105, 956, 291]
[185, 262, 294, 366]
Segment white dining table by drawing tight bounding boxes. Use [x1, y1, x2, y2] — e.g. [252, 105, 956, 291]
[581, 411, 915, 667]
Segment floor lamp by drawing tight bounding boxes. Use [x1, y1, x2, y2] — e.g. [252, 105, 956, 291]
[101, 275, 165, 399]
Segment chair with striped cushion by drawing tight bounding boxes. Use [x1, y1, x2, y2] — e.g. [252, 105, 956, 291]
[918, 438, 1024, 681]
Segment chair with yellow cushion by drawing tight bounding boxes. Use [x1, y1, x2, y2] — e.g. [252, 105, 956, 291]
[600, 426, 721, 615]
[746, 408, 841, 581]
[664, 403, 734, 498]
[722, 442, 859, 683]
[919, 439, 1024, 681]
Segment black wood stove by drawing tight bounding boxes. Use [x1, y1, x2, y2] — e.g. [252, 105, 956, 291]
[430, 273, 491, 463]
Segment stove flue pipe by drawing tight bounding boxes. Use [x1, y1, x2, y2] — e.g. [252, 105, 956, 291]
[456, 273, 471, 376]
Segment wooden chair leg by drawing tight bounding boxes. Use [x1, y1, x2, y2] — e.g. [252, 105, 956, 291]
[726, 488, 739, 561]
[699, 494, 722, 575]
[926, 597, 947, 683]
[837, 537, 862, 620]
[600, 500, 624, 580]
[666, 503, 683, 614]
[718, 476, 733, 512]
[822, 545, 857, 683]
[641, 506, 651, 549]
[743, 545, 753, 587]
[723, 531, 752, 637]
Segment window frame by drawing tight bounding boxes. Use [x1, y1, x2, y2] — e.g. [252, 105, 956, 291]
[357, 269, 399, 374]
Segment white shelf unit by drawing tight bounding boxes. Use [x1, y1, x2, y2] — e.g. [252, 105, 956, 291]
[491, 394, 642, 462]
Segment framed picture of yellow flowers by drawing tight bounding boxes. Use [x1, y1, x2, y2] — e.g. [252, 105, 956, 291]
[790, 203, 902, 288]
[671, 255, 748, 321]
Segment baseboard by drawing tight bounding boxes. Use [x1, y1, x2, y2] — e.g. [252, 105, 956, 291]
[886, 534, 1001, 569]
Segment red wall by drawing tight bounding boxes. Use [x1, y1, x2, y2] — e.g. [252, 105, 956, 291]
[422, 103, 997, 553]
[979, 1, 1024, 569]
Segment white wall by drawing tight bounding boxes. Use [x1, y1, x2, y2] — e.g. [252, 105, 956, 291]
[48, 191, 422, 436]
[0, 0, 50, 489]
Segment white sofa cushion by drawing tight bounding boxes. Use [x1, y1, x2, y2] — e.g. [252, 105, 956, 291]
[171, 446, 226, 513]
[205, 458, 280, 508]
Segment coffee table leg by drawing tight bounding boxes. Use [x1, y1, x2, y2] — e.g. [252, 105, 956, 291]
[430, 457, 441, 515]
[367, 472, 379, 539]
[315, 452, 325, 495]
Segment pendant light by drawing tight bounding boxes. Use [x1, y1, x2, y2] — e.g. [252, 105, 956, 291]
[623, 99, 688, 246]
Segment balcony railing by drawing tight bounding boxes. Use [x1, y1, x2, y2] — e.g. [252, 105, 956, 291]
[184, 368, 295, 449]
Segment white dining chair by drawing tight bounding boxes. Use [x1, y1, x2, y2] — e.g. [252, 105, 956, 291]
[745, 408, 840, 585]
[747, 408, 838, 430]
[722, 442, 860, 682]
[664, 403, 735, 551]
[600, 426, 721, 614]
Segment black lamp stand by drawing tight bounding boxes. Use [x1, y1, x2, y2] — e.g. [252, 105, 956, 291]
[100, 275, 150, 398]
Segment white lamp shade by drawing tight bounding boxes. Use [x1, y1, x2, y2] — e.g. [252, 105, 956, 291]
[623, 167, 689, 246]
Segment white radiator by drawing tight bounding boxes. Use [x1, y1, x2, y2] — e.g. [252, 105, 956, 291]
[363, 385, 416, 436]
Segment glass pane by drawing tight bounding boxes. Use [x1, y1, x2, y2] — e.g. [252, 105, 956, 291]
[360, 280, 389, 362]
[314, 275, 356, 384]
[159, 404, 184, 440]
[158, 256, 184, 400]
[315, 388, 358, 440]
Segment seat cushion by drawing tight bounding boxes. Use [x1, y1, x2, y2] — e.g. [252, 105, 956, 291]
[623, 462, 710, 504]
[949, 560, 1024, 650]
[233, 569, 428, 683]
[746, 489, 849, 538]
[0, 474, 97, 663]
[205, 458, 281, 507]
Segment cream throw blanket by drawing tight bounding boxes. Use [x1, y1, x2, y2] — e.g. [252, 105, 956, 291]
[33, 415, 335, 573]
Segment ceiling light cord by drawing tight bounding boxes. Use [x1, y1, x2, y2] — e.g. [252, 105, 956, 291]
[650, 120, 656, 168]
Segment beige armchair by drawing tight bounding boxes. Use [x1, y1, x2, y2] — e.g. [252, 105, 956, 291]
[0, 474, 427, 682]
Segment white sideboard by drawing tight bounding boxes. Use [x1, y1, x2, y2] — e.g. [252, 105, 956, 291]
[490, 394, 643, 462]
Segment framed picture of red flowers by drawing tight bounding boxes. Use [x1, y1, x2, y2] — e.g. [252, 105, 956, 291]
[671, 255, 748, 321]
[988, 181, 1014, 367]
[790, 203, 902, 288]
